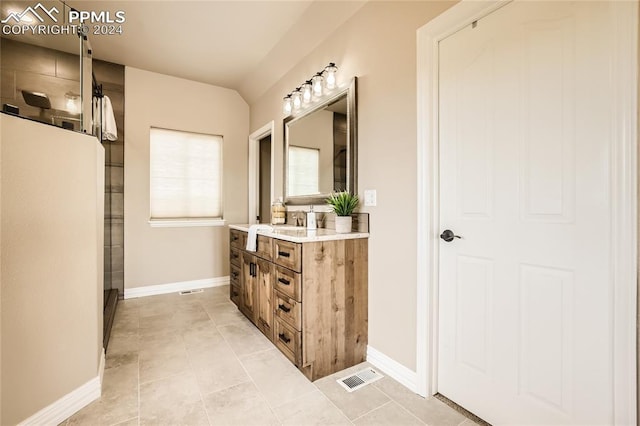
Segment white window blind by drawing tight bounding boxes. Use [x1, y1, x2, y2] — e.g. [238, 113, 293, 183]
[150, 127, 223, 219]
[288, 145, 319, 196]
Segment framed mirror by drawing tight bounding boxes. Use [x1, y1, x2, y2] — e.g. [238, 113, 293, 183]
[284, 77, 357, 205]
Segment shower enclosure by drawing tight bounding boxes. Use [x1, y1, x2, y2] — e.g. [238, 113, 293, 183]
[0, 0, 124, 350]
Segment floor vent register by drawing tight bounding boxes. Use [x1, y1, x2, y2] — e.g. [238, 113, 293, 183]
[337, 368, 384, 392]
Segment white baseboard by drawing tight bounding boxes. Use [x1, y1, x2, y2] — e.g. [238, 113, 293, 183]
[124, 276, 230, 299]
[18, 374, 101, 426]
[367, 345, 418, 393]
[99, 348, 106, 385]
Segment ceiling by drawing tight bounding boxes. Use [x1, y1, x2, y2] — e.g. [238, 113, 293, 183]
[54, 0, 368, 103]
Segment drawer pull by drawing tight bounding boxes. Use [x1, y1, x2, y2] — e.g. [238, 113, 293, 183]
[278, 277, 290, 285]
[278, 251, 291, 258]
[232, 235, 238, 241]
[232, 271, 239, 278]
[278, 333, 291, 344]
[278, 304, 291, 313]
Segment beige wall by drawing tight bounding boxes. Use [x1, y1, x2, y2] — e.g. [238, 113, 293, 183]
[250, 1, 456, 371]
[1, 114, 104, 425]
[124, 67, 249, 289]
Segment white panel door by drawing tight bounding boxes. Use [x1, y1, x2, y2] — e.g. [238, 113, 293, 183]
[438, 1, 616, 425]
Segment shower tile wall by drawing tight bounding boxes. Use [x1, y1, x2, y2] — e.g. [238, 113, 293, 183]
[0, 38, 83, 131]
[94, 60, 125, 297]
[1, 38, 125, 297]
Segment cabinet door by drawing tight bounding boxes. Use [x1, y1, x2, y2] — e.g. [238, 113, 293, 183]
[241, 252, 257, 323]
[256, 259, 274, 341]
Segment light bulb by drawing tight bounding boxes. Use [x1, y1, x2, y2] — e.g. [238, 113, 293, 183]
[283, 95, 292, 115]
[312, 73, 324, 98]
[65, 93, 79, 114]
[292, 89, 302, 110]
[302, 81, 312, 104]
[324, 63, 338, 90]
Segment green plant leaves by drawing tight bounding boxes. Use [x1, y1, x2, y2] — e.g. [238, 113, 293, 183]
[326, 191, 359, 216]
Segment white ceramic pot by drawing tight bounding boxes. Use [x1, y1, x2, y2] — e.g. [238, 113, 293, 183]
[334, 216, 352, 233]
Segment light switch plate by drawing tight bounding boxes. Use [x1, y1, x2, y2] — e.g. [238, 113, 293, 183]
[364, 189, 377, 206]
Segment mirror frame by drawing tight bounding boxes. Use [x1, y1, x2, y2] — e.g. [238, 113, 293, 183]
[284, 77, 357, 205]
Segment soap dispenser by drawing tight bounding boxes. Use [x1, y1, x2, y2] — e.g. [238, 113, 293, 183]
[306, 205, 317, 230]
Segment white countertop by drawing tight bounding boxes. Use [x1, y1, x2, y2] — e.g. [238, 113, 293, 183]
[229, 224, 369, 243]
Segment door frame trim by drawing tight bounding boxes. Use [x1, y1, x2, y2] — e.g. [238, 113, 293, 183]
[415, 1, 638, 423]
[248, 121, 275, 224]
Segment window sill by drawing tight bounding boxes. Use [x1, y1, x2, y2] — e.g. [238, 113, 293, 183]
[148, 218, 226, 228]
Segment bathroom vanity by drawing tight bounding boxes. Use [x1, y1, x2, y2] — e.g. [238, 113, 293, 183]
[229, 224, 368, 381]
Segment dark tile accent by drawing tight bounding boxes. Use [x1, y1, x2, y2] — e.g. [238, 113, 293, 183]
[109, 165, 124, 193]
[55, 51, 81, 80]
[0, 69, 16, 100]
[1, 38, 57, 76]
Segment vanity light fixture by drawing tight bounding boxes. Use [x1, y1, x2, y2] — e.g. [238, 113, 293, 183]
[292, 88, 302, 111]
[283, 94, 292, 115]
[302, 80, 313, 104]
[312, 72, 324, 97]
[324, 63, 338, 90]
[282, 62, 339, 116]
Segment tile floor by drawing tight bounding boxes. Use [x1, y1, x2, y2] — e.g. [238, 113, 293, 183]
[62, 286, 477, 426]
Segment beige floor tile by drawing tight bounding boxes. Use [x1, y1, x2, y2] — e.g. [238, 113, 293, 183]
[111, 316, 139, 334]
[191, 355, 251, 395]
[68, 386, 137, 426]
[205, 301, 247, 326]
[139, 312, 181, 332]
[138, 301, 175, 319]
[314, 371, 391, 420]
[174, 308, 215, 330]
[239, 348, 317, 407]
[353, 401, 424, 425]
[138, 328, 183, 351]
[67, 289, 480, 426]
[111, 417, 139, 426]
[107, 333, 140, 356]
[374, 377, 467, 426]
[459, 420, 482, 426]
[103, 362, 138, 394]
[186, 341, 238, 370]
[140, 373, 205, 425]
[217, 322, 273, 356]
[141, 400, 209, 426]
[105, 351, 139, 369]
[182, 323, 222, 349]
[202, 381, 279, 426]
[139, 344, 190, 384]
[273, 389, 351, 426]
[202, 287, 233, 306]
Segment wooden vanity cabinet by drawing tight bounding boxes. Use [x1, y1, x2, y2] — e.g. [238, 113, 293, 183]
[229, 228, 368, 381]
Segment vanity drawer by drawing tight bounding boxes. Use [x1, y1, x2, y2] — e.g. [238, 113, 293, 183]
[273, 239, 301, 272]
[274, 265, 301, 302]
[230, 247, 242, 267]
[230, 229, 246, 249]
[230, 263, 241, 287]
[274, 317, 301, 366]
[255, 235, 273, 261]
[274, 291, 301, 331]
[230, 283, 241, 306]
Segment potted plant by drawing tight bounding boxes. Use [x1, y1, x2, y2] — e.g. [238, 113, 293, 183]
[326, 191, 359, 233]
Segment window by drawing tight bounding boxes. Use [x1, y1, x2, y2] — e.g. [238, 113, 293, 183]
[288, 146, 319, 196]
[149, 127, 223, 225]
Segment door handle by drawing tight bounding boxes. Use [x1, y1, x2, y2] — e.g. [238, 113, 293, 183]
[440, 229, 461, 242]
